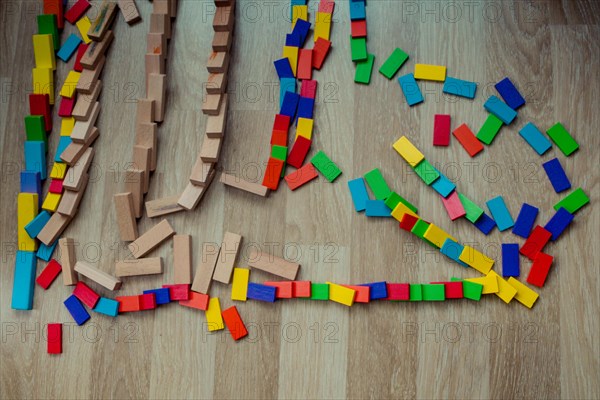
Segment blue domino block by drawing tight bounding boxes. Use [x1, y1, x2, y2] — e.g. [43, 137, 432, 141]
[274, 58, 295, 79]
[544, 207, 574, 241]
[347, 178, 370, 212]
[93, 297, 119, 317]
[21, 171, 42, 207]
[279, 77, 297, 108]
[25, 141, 47, 180]
[512, 203, 538, 238]
[495, 77, 525, 110]
[542, 157, 571, 193]
[431, 169, 456, 198]
[296, 96, 314, 121]
[519, 122, 552, 155]
[291, 18, 310, 45]
[440, 239, 467, 266]
[55, 136, 72, 162]
[25, 210, 51, 239]
[143, 288, 171, 305]
[64, 295, 91, 325]
[11, 251, 37, 310]
[365, 200, 392, 217]
[483, 95, 517, 125]
[501, 243, 520, 277]
[349, 1, 366, 20]
[443, 77, 477, 99]
[280, 91, 300, 119]
[57, 34, 82, 62]
[359, 282, 388, 300]
[398, 74, 423, 106]
[247, 283, 276, 302]
[290, 0, 307, 19]
[285, 32, 302, 47]
[473, 212, 496, 235]
[37, 240, 58, 261]
[486, 196, 514, 231]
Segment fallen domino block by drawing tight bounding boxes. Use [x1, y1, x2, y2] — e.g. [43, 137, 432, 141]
[488, 271, 517, 304]
[349, 0, 366, 20]
[25, 141, 47, 180]
[33, 34, 56, 70]
[64, 295, 90, 325]
[486, 196, 514, 231]
[392, 136, 424, 167]
[465, 273, 498, 295]
[386, 192, 418, 214]
[343, 285, 369, 303]
[327, 282, 355, 306]
[452, 123, 483, 157]
[494, 77, 525, 109]
[230, 268, 250, 301]
[296, 117, 313, 140]
[347, 178, 370, 212]
[411, 220, 437, 248]
[179, 292, 209, 310]
[398, 73, 423, 106]
[287, 136, 311, 169]
[507, 278, 539, 309]
[291, 5, 308, 27]
[473, 212, 496, 235]
[60, 71, 81, 98]
[422, 224, 456, 248]
[143, 288, 171, 305]
[297, 96, 315, 121]
[271, 114, 290, 146]
[422, 284, 445, 301]
[11, 251, 37, 310]
[542, 157, 571, 193]
[360, 282, 388, 300]
[365, 200, 392, 217]
[441, 191, 466, 220]
[297, 49, 313, 80]
[162, 284, 190, 301]
[247, 283, 276, 302]
[76, 16, 92, 44]
[451, 278, 483, 301]
[311, 150, 341, 182]
[484, 95, 517, 125]
[350, 19, 367, 38]
[518, 122, 551, 155]
[43, 0, 64, 29]
[24, 210, 51, 239]
[413, 159, 439, 185]
[280, 91, 300, 119]
[292, 281, 311, 298]
[476, 114, 503, 145]
[512, 203, 539, 238]
[285, 163, 318, 191]
[440, 239, 467, 266]
[430, 167, 456, 197]
[457, 193, 484, 223]
[116, 296, 141, 313]
[18, 193, 39, 252]
[414, 64, 446, 81]
[459, 246, 494, 274]
[32, 67, 55, 104]
[65, 0, 91, 24]
[93, 297, 119, 317]
[264, 281, 293, 299]
[546, 122, 579, 156]
[73, 281, 100, 308]
[350, 36, 367, 62]
[314, 12, 331, 42]
[527, 252, 553, 287]
[25, 115, 48, 149]
[544, 207, 574, 241]
[139, 293, 156, 310]
[379, 48, 409, 80]
[37, 14, 59, 50]
[391, 202, 419, 223]
[274, 58, 294, 79]
[36, 240, 58, 262]
[36, 259, 62, 289]
[520, 225, 551, 260]
[354, 53, 375, 84]
[442, 77, 477, 99]
[29, 93, 52, 131]
[386, 283, 410, 301]
[279, 78, 296, 108]
[431, 281, 463, 299]
[47, 323, 62, 354]
[553, 188, 589, 214]
[57, 34, 82, 62]
[262, 157, 285, 190]
[501, 243, 520, 277]
[291, 18, 310, 45]
[282, 46, 298, 76]
[310, 283, 329, 300]
[364, 168, 392, 200]
[312, 37, 331, 70]
[222, 306, 248, 341]
[433, 114, 451, 146]
[399, 214, 419, 231]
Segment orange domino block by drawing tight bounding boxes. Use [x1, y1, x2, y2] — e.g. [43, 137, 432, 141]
[297, 49, 313, 80]
[452, 123, 483, 157]
[179, 291, 209, 310]
[264, 281, 293, 298]
[221, 306, 248, 341]
[284, 163, 318, 191]
[342, 285, 370, 303]
[262, 157, 284, 190]
[116, 295, 141, 313]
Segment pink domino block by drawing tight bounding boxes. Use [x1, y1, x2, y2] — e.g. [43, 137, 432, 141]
[441, 191, 466, 220]
[300, 80, 317, 99]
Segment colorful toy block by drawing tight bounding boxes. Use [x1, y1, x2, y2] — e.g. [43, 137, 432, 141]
[179, 291, 209, 310]
[327, 282, 355, 306]
[512, 203, 539, 238]
[314, 12, 331, 41]
[36, 259, 61, 289]
[473, 212, 496, 235]
[542, 158, 571, 193]
[262, 157, 285, 190]
[442, 77, 477, 99]
[292, 281, 311, 298]
[488, 271, 517, 304]
[285, 163, 318, 191]
[143, 288, 171, 305]
[25, 116, 48, 150]
[76, 16, 92, 44]
[507, 278, 539, 309]
[360, 282, 388, 300]
[55, 137, 72, 162]
[247, 283, 276, 302]
[423, 224, 456, 249]
[343, 285, 369, 303]
[422, 284, 445, 301]
[319, 0, 335, 14]
[222, 306, 248, 341]
[42, 192, 62, 212]
[32, 67, 54, 104]
[459, 246, 494, 274]
[115, 295, 140, 313]
[285, 32, 301, 47]
[73, 43, 88, 72]
[310, 283, 329, 300]
[432, 281, 463, 299]
[452, 278, 483, 301]
[280, 91, 300, 119]
[93, 297, 119, 317]
[297, 96, 315, 121]
[355, 53, 375, 84]
[162, 284, 190, 301]
[297, 49, 313, 80]
[291, 18, 310, 45]
[452, 123, 483, 157]
[280, 78, 297, 108]
[49, 162, 67, 180]
[20, 171, 42, 205]
[433, 114, 451, 146]
[393, 136, 424, 167]
[486, 196, 514, 231]
[43, 0, 64, 29]
[73, 282, 100, 308]
[287, 136, 311, 168]
[527, 252, 553, 287]
[400, 213, 419, 231]
[391, 202, 419, 223]
[414, 64, 446, 81]
[386, 283, 409, 301]
[24, 210, 50, 239]
[465, 273, 498, 295]
[501, 243, 520, 277]
[347, 178, 369, 212]
[139, 293, 156, 310]
[398, 73, 424, 106]
[554, 188, 589, 214]
[365, 200, 392, 217]
[292, 5, 308, 27]
[312, 37, 331, 70]
[271, 145, 288, 162]
[518, 122, 552, 155]
[495, 77, 525, 109]
[25, 141, 47, 180]
[520, 225, 551, 260]
[411, 220, 436, 247]
[364, 168, 392, 200]
[11, 251, 37, 310]
[290, 0, 307, 19]
[282, 46, 298, 76]
[544, 207, 574, 241]
[264, 281, 294, 299]
[38, 14, 59, 51]
[271, 114, 290, 146]
[274, 58, 294, 79]
[441, 191, 466, 220]
[58, 95, 76, 117]
[430, 170, 455, 198]
[379, 48, 409, 79]
[296, 117, 313, 140]
[205, 297, 224, 331]
[311, 150, 342, 182]
[476, 114, 503, 145]
[47, 323, 62, 354]
[60, 71, 81, 99]
[457, 193, 484, 223]
[65, 0, 91, 24]
[440, 239, 467, 266]
[36, 240, 57, 262]
[64, 295, 90, 325]
[409, 284, 422, 301]
[60, 117, 75, 136]
[546, 122, 579, 156]
[18, 193, 39, 252]
[386, 192, 418, 214]
[57, 34, 82, 62]
[29, 94, 52, 132]
[33, 34, 56, 70]
[350, 36, 367, 62]
[484, 95, 517, 125]
[349, 0, 366, 20]
[413, 159, 440, 185]
[350, 19, 367, 38]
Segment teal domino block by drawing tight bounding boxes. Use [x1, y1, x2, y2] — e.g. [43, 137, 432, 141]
[24, 210, 51, 238]
[11, 251, 37, 310]
[93, 297, 119, 317]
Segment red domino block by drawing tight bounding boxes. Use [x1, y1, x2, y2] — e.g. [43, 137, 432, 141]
[271, 114, 290, 146]
[36, 259, 62, 289]
[520, 225, 552, 260]
[432, 281, 463, 299]
[47, 323, 62, 354]
[73, 281, 100, 308]
[343, 285, 369, 303]
[139, 293, 156, 310]
[386, 283, 410, 300]
[319, 0, 335, 14]
[441, 191, 466, 220]
[264, 281, 294, 298]
[262, 157, 284, 190]
[452, 123, 483, 157]
[49, 179, 64, 194]
[292, 281, 311, 297]
[527, 252, 553, 287]
[297, 49, 313, 80]
[312, 38, 331, 70]
[287, 136, 312, 168]
[73, 44, 88, 72]
[44, 0, 64, 29]
[300, 79, 318, 99]
[433, 114, 451, 146]
[116, 295, 141, 313]
[400, 214, 419, 231]
[64, 0, 91, 24]
[163, 284, 190, 301]
[58, 95, 77, 117]
[351, 19, 367, 38]
[222, 306, 248, 341]
[285, 163, 318, 190]
[29, 94, 52, 132]
[180, 291, 209, 310]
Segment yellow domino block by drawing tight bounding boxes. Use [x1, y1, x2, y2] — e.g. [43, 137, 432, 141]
[314, 12, 331, 42]
[459, 246, 494, 274]
[507, 278, 539, 309]
[205, 297, 224, 331]
[76, 16, 92, 44]
[32, 34, 56, 70]
[414, 64, 447, 82]
[488, 271, 517, 304]
[423, 224, 456, 248]
[282, 45, 298, 76]
[60, 71, 81, 99]
[42, 192, 62, 212]
[292, 5, 308, 28]
[392, 136, 424, 167]
[33, 67, 55, 104]
[326, 282, 355, 306]
[231, 268, 250, 301]
[61, 117, 75, 137]
[465, 273, 498, 295]
[391, 202, 419, 223]
[18, 193, 39, 251]
[49, 162, 67, 179]
[296, 118, 313, 140]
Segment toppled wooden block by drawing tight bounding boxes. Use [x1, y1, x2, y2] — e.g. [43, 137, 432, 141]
[212, 231, 242, 284]
[73, 80, 102, 120]
[177, 172, 215, 210]
[206, 93, 228, 138]
[213, 5, 234, 32]
[199, 135, 221, 163]
[212, 30, 232, 52]
[189, 156, 214, 186]
[145, 195, 184, 218]
[63, 147, 94, 191]
[38, 212, 73, 246]
[173, 234, 192, 284]
[117, 0, 141, 24]
[147, 73, 166, 122]
[74, 261, 122, 290]
[60, 127, 98, 165]
[135, 123, 157, 171]
[136, 99, 155, 124]
[59, 238, 78, 285]
[128, 219, 175, 258]
[114, 192, 138, 241]
[76, 56, 105, 94]
[132, 145, 151, 193]
[207, 51, 229, 74]
[115, 257, 163, 277]
[191, 242, 220, 294]
[206, 72, 228, 95]
[56, 174, 89, 216]
[70, 102, 100, 143]
[124, 168, 144, 218]
[80, 31, 113, 69]
[202, 93, 223, 116]
[147, 33, 167, 61]
[248, 249, 300, 280]
[88, 2, 118, 42]
[149, 12, 171, 39]
[220, 173, 269, 197]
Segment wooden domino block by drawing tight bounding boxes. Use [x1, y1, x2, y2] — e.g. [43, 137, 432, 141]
[202, 93, 223, 116]
[312, 37, 331, 70]
[136, 99, 155, 125]
[520, 225, 551, 260]
[133, 145, 151, 193]
[213, 5, 234, 31]
[297, 49, 313, 80]
[73, 281, 100, 308]
[433, 114, 451, 146]
[18, 193, 39, 251]
[191, 242, 220, 294]
[145, 195, 184, 218]
[29, 93, 52, 131]
[314, 11, 331, 42]
[327, 282, 355, 306]
[77, 55, 105, 94]
[441, 191, 466, 220]
[152, 0, 170, 15]
[222, 306, 248, 341]
[128, 219, 175, 259]
[59, 238, 78, 285]
[220, 173, 269, 197]
[206, 94, 228, 137]
[116, 295, 141, 312]
[43, 0, 64, 29]
[124, 169, 144, 218]
[37, 212, 72, 246]
[189, 157, 214, 186]
[452, 123, 483, 157]
[114, 192, 138, 241]
[135, 123, 157, 171]
[207, 51, 229, 74]
[74, 261, 122, 290]
[147, 74, 166, 122]
[212, 30, 232, 52]
[80, 31, 113, 69]
[247, 249, 300, 280]
[65, 0, 90, 24]
[72, 80, 102, 121]
[205, 297, 224, 331]
[63, 147, 94, 191]
[60, 128, 98, 165]
[173, 234, 192, 284]
[206, 71, 229, 95]
[117, 0, 141, 24]
[36, 259, 62, 289]
[147, 33, 167, 61]
[149, 12, 171, 39]
[56, 173, 89, 216]
[527, 252, 553, 287]
[115, 257, 163, 277]
[507, 277, 539, 308]
[212, 232, 242, 284]
[76, 16, 92, 44]
[70, 102, 100, 143]
[422, 223, 456, 249]
[392, 136, 424, 167]
[199, 135, 222, 163]
[488, 271, 517, 304]
[145, 52, 164, 80]
[88, 2, 117, 41]
[264, 281, 293, 299]
[177, 174, 215, 210]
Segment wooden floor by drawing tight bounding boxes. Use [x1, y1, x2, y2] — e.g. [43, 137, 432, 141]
[1, 1, 599, 399]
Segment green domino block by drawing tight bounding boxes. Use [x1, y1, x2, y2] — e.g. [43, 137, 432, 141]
[411, 219, 436, 247]
[452, 278, 483, 301]
[457, 192, 484, 223]
[37, 14, 59, 52]
[271, 145, 288, 161]
[422, 284, 445, 301]
[24, 116, 48, 150]
[413, 159, 440, 185]
[553, 188, 589, 214]
[409, 284, 422, 301]
[546, 122, 579, 156]
[310, 150, 342, 182]
[350, 36, 367, 62]
[364, 168, 391, 200]
[310, 283, 330, 300]
[379, 48, 409, 79]
[354, 53, 375, 84]
[476, 114, 503, 145]
[385, 192, 418, 214]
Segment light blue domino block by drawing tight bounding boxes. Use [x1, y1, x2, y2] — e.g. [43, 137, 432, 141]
[347, 178, 370, 212]
[349, 1, 366, 20]
[443, 77, 477, 99]
[55, 136, 72, 162]
[486, 196, 514, 231]
[398, 74, 423, 106]
[56, 34, 82, 62]
[365, 200, 392, 217]
[431, 168, 456, 198]
[11, 251, 37, 310]
[440, 239, 468, 267]
[37, 240, 58, 262]
[483, 95, 517, 125]
[279, 77, 297, 108]
[93, 297, 119, 317]
[519, 122, 552, 155]
[25, 210, 51, 239]
[25, 141, 47, 180]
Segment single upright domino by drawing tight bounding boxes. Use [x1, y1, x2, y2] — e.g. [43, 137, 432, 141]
[512, 203, 539, 238]
[494, 77, 525, 109]
[542, 158, 571, 193]
[486, 196, 514, 231]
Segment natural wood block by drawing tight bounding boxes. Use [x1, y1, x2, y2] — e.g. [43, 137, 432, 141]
[88, 2, 117, 41]
[207, 51, 229, 74]
[149, 12, 171, 39]
[177, 172, 215, 210]
[125, 168, 144, 218]
[173, 234, 192, 284]
[212, 30, 232, 52]
[70, 101, 100, 143]
[147, 73, 166, 122]
[56, 174, 89, 216]
[38, 212, 73, 246]
[72, 80, 102, 120]
[63, 147, 94, 191]
[170, 0, 177, 17]
[206, 72, 228, 94]
[213, 5, 234, 32]
[59, 238, 78, 285]
[189, 156, 214, 186]
[133, 145, 151, 193]
[191, 242, 220, 294]
[76, 56, 105, 94]
[145, 195, 184, 218]
[206, 93, 228, 137]
[114, 192, 138, 241]
[135, 123, 157, 171]
[145, 53, 164, 79]
[153, 0, 170, 16]
[128, 219, 175, 258]
[115, 257, 163, 277]
[136, 99, 155, 124]
[199, 135, 221, 163]
[117, 0, 141, 24]
[80, 31, 113, 69]
[60, 127, 98, 165]
[212, 231, 242, 284]
[220, 172, 269, 197]
[74, 261, 122, 290]
[147, 33, 167, 60]
[202, 93, 222, 115]
[248, 249, 300, 280]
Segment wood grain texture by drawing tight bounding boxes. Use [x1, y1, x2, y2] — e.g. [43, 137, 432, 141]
[1, 1, 599, 399]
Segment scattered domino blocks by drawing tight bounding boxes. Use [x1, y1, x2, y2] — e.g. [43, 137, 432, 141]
[459, 246, 494, 274]
[507, 278, 539, 309]
[393, 136, 424, 167]
[284, 163, 318, 191]
[542, 158, 571, 193]
[64, 295, 90, 325]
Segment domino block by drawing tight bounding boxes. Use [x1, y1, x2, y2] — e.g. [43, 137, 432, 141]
[314, 12, 331, 42]
[327, 283, 355, 306]
[486, 196, 514, 231]
[292, 281, 311, 298]
[347, 178, 370, 212]
[206, 93, 228, 137]
[25, 116, 48, 150]
[285, 32, 302, 48]
[148, 74, 167, 121]
[413, 159, 440, 185]
[433, 281, 463, 299]
[546, 122, 579, 156]
[386, 283, 409, 301]
[80, 31, 114, 70]
[440, 239, 467, 266]
[264, 281, 294, 299]
[60, 117, 75, 136]
[222, 306, 248, 341]
[542, 158, 571, 193]
[385, 192, 418, 214]
[65, 0, 90, 24]
[70, 102, 100, 144]
[296, 117, 313, 140]
[365, 200, 392, 217]
[115, 257, 163, 277]
[452, 278, 483, 301]
[457, 193, 484, 223]
[262, 157, 284, 190]
[391, 202, 419, 223]
[379, 48, 409, 79]
[282, 46, 298, 76]
[527, 252, 553, 287]
[18, 193, 39, 251]
[465, 273, 498, 295]
[74, 261, 122, 290]
[459, 246, 494, 274]
[422, 223, 456, 248]
[177, 178, 214, 211]
[57, 34, 82, 62]
[351, 19, 367, 38]
[311, 150, 342, 182]
[312, 38, 331, 70]
[231, 267, 250, 301]
[73, 281, 99, 308]
[354, 53, 375, 85]
[441, 191, 466, 220]
[476, 114, 503, 145]
[287, 136, 311, 168]
[392, 136, 424, 167]
[310, 283, 329, 300]
[297, 97, 315, 121]
[300, 79, 318, 99]
[144, 196, 185, 218]
[452, 123, 483, 157]
[495, 77, 525, 109]
[248, 249, 300, 280]
[364, 168, 391, 200]
[58, 238, 78, 285]
[212, 30, 231, 52]
[36, 259, 62, 289]
[172, 235, 192, 284]
[433, 114, 451, 146]
[33, 34, 56, 70]
[247, 283, 277, 302]
[414, 64, 446, 81]
[212, 232, 242, 284]
[518, 122, 552, 155]
[280, 91, 300, 119]
[88, 1, 118, 41]
[319, 0, 335, 14]
[409, 284, 422, 301]
[56, 136, 73, 162]
[507, 278, 539, 309]
[399, 214, 419, 231]
[37, 14, 59, 50]
[279, 78, 296, 108]
[143, 288, 171, 305]
[544, 207, 574, 241]
[297, 49, 313, 80]
[274, 58, 294, 79]
[359, 282, 388, 300]
[501, 243, 520, 277]
[64, 295, 90, 325]
[47, 323, 62, 354]
[76, 16, 92, 43]
[62, 147, 94, 191]
[483, 96, 517, 125]
[139, 293, 157, 310]
[443, 77, 477, 99]
[473, 212, 496, 235]
[117, 0, 141, 24]
[520, 225, 551, 260]
[285, 163, 318, 191]
[349, 0, 365, 19]
[29, 94, 52, 131]
[77, 57, 105, 94]
[162, 284, 190, 301]
[350, 36, 367, 62]
[58, 96, 76, 117]
[220, 173, 269, 197]
[37, 212, 72, 246]
[512, 203, 539, 238]
[44, 0, 64, 29]
[342, 285, 369, 303]
[24, 210, 51, 239]
[429, 169, 454, 198]
[128, 219, 175, 259]
[36, 240, 58, 262]
[32, 67, 54, 105]
[116, 295, 141, 313]
[11, 251, 37, 310]
[291, 18, 310, 46]
[554, 188, 589, 214]
[93, 297, 119, 317]
[291, 5, 308, 27]
[49, 162, 67, 179]
[422, 284, 445, 301]
[73, 43, 88, 72]
[113, 193, 138, 241]
[488, 271, 517, 304]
